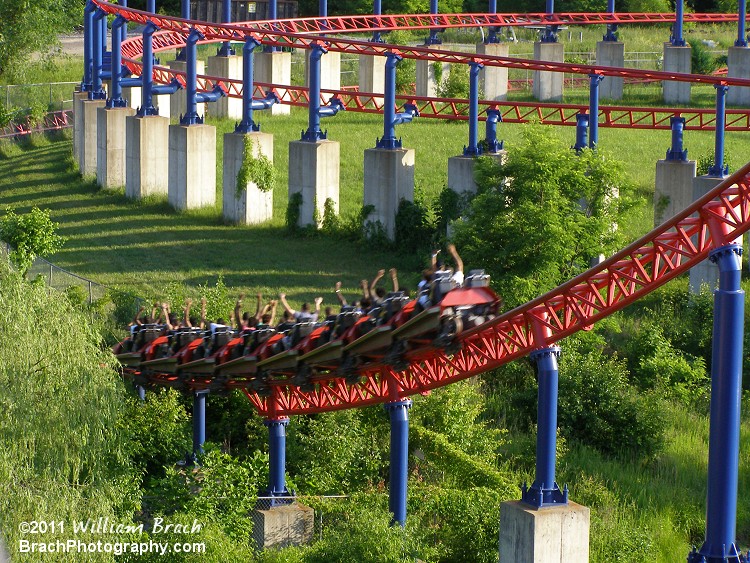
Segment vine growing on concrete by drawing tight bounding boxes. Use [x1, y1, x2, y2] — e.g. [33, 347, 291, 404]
[235, 136, 276, 198]
[286, 191, 303, 232]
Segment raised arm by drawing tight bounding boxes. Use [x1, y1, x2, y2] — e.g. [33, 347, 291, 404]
[255, 292, 263, 319]
[200, 297, 207, 330]
[150, 302, 160, 323]
[314, 296, 323, 317]
[389, 268, 399, 292]
[431, 249, 440, 270]
[279, 293, 295, 316]
[447, 243, 463, 273]
[268, 300, 278, 326]
[369, 269, 385, 296]
[161, 303, 173, 330]
[183, 299, 193, 328]
[234, 294, 245, 329]
[334, 281, 347, 306]
[132, 305, 146, 326]
[360, 279, 370, 300]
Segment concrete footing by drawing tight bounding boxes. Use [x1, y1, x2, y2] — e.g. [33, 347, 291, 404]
[416, 45, 448, 98]
[689, 175, 728, 293]
[168, 59, 206, 121]
[533, 42, 564, 102]
[595, 41, 624, 100]
[168, 124, 217, 210]
[305, 49, 341, 91]
[252, 503, 314, 550]
[78, 99, 107, 176]
[358, 53, 385, 94]
[447, 152, 506, 194]
[654, 158, 697, 226]
[207, 54, 243, 119]
[727, 46, 750, 106]
[663, 43, 691, 104]
[363, 147, 415, 239]
[223, 131, 274, 225]
[476, 43, 509, 101]
[255, 52, 291, 115]
[96, 106, 136, 189]
[288, 140, 340, 228]
[72, 91, 89, 165]
[122, 85, 171, 118]
[499, 500, 590, 563]
[126, 115, 170, 199]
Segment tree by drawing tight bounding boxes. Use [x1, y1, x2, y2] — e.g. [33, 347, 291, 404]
[452, 125, 630, 308]
[0, 207, 66, 276]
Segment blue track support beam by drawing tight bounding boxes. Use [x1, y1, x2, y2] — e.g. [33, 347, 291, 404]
[386, 399, 412, 527]
[138, 22, 159, 116]
[738, 0, 748, 47]
[217, 0, 235, 56]
[426, 0, 442, 45]
[265, 417, 292, 504]
[319, 0, 327, 17]
[604, 0, 618, 41]
[372, 0, 383, 42]
[521, 346, 568, 508]
[464, 62, 483, 156]
[708, 84, 729, 177]
[82, 2, 96, 91]
[90, 10, 107, 100]
[671, 0, 686, 46]
[119, 0, 128, 42]
[302, 44, 345, 142]
[235, 37, 278, 133]
[487, 0, 499, 43]
[666, 116, 688, 160]
[543, 0, 558, 42]
[376, 53, 418, 149]
[181, 28, 226, 125]
[687, 244, 744, 563]
[108, 16, 137, 108]
[265, 0, 278, 52]
[483, 108, 504, 153]
[175, 0, 188, 60]
[100, 16, 107, 59]
[192, 390, 207, 458]
[588, 73, 603, 149]
[574, 113, 588, 152]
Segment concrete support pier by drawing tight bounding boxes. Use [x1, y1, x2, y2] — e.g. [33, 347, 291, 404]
[447, 152, 506, 194]
[168, 124, 217, 210]
[207, 54, 243, 119]
[252, 503, 315, 550]
[223, 131, 274, 225]
[358, 54, 385, 94]
[663, 43, 691, 104]
[416, 46, 448, 98]
[305, 49, 341, 91]
[72, 91, 89, 165]
[126, 114, 170, 199]
[689, 175, 727, 292]
[96, 106, 136, 189]
[78, 99, 106, 176]
[727, 46, 750, 106]
[255, 52, 291, 115]
[288, 140, 340, 228]
[476, 43, 509, 100]
[532, 42, 564, 102]
[499, 501, 590, 563]
[653, 158, 696, 225]
[168, 59, 206, 121]
[595, 41, 624, 100]
[363, 147, 415, 239]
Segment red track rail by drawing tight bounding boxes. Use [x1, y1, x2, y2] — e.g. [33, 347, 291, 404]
[0, 110, 72, 139]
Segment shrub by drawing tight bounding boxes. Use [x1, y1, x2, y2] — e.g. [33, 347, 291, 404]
[0, 206, 65, 276]
[394, 196, 433, 255]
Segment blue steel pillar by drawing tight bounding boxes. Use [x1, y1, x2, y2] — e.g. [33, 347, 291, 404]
[180, 29, 227, 125]
[217, 0, 236, 56]
[737, 0, 748, 47]
[376, 53, 418, 149]
[666, 116, 688, 160]
[302, 44, 344, 142]
[671, 0, 686, 46]
[486, 0, 499, 44]
[386, 399, 412, 526]
[708, 84, 729, 178]
[108, 16, 137, 108]
[265, 417, 292, 503]
[372, 0, 384, 42]
[175, 0, 189, 60]
[687, 243, 744, 563]
[138, 23, 158, 116]
[483, 108, 504, 153]
[82, 2, 96, 91]
[119, 0, 128, 43]
[426, 0, 442, 45]
[588, 73, 603, 149]
[464, 62, 483, 156]
[235, 37, 277, 133]
[543, 0, 558, 43]
[264, 0, 278, 52]
[192, 390, 208, 458]
[521, 346, 568, 507]
[603, 0, 618, 41]
[90, 10, 107, 100]
[574, 113, 589, 152]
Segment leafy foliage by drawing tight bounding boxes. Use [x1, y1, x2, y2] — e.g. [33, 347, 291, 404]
[236, 136, 276, 197]
[286, 191, 304, 232]
[0, 206, 65, 276]
[394, 196, 433, 255]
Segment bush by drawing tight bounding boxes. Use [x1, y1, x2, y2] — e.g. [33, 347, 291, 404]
[0, 206, 65, 276]
[394, 196, 433, 255]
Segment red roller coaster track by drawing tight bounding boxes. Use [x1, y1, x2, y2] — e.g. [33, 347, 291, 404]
[108, 4, 750, 415]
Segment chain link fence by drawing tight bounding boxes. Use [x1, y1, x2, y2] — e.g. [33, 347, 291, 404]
[0, 82, 78, 113]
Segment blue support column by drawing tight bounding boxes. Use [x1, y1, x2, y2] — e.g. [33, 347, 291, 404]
[737, 0, 748, 47]
[181, 28, 227, 125]
[235, 37, 278, 133]
[671, 0, 686, 46]
[426, 0, 442, 45]
[302, 44, 344, 142]
[108, 16, 138, 108]
[372, 0, 384, 42]
[574, 113, 589, 152]
[175, 0, 188, 61]
[486, 0, 499, 44]
[217, 0, 236, 56]
[90, 10, 107, 100]
[138, 23, 159, 116]
[603, 0, 618, 41]
[464, 62, 483, 156]
[521, 346, 568, 508]
[265, 417, 292, 503]
[687, 244, 744, 563]
[119, 0, 128, 43]
[100, 15, 108, 60]
[319, 0, 327, 17]
[708, 84, 729, 178]
[386, 399, 412, 526]
[192, 390, 207, 459]
[483, 108, 504, 153]
[82, 2, 96, 91]
[376, 53, 418, 149]
[666, 116, 688, 160]
[265, 0, 278, 52]
[588, 73, 603, 149]
[543, 0, 558, 43]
